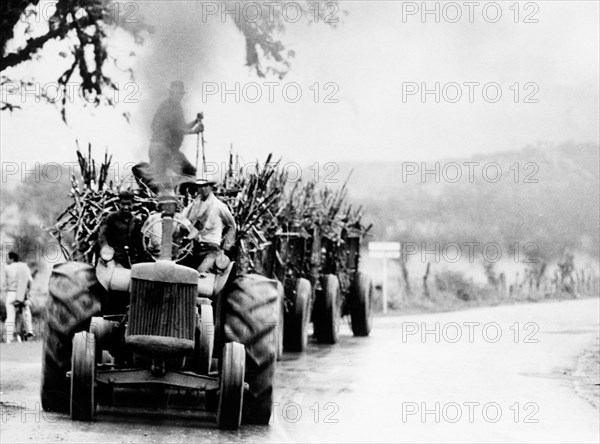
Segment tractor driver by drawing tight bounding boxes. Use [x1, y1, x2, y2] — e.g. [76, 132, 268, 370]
[183, 179, 236, 272]
[142, 191, 199, 259]
[98, 191, 144, 268]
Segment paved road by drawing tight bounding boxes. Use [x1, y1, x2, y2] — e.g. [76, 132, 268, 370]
[1, 298, 599, 443]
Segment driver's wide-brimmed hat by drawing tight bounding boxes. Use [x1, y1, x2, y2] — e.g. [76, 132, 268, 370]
[194, 178, 217, 187]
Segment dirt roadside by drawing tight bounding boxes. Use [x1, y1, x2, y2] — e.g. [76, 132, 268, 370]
[572, 335, 600, 409]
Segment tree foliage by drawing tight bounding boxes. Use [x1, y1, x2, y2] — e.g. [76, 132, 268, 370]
[1, 0, 341, 119]
[1, 0, 149, 119]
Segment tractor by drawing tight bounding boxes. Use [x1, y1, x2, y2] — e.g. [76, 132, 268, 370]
[257, 222, 373, 350]
[253, 225, 314, 353]
[40, 207, 281, 429]
[310, 226, 373, 344]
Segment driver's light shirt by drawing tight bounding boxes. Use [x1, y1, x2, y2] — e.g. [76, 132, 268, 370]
[183, 193, 236, 250]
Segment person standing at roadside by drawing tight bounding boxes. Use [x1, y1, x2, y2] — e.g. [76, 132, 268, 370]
[1, 252, 35, 342]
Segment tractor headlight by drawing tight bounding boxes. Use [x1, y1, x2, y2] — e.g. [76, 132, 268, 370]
[100, 245, 115, 261]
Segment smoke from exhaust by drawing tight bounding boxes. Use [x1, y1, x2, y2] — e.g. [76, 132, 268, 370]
[131, 2, 231, 158]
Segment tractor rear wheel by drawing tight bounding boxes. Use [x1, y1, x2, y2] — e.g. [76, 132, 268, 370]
[224, 275, 279, 424]
[350, 272, 373, 336]
[313, 274, 340, 344]
[284, 278, 312, 352]
[217, 342, 245, 429]
[70, 331, 96, 421]
[40, 326, 72, 413]
[42, 262, 102, 413]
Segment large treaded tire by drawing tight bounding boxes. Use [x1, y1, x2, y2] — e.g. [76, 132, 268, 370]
[41, 262, 102, 413]
[283, 278, 311, 352]
[350, 272, 373, 337]
[224, 274, 279, 425]
[40, 326, 72, 413]
[46, 262, 102, 336]
[313, 274, 340, 344]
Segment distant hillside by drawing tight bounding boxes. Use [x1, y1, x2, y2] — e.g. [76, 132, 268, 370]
[2, 142, 598, 264]
[337, 142, 599, 260]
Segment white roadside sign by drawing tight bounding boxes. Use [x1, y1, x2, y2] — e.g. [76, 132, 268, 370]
[368, 241, 400, 253]
[368, 242, 400, 313]
[369, 251, 400, 259]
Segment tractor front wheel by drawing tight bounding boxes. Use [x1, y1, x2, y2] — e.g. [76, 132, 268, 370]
[217, 342, 245, 429]
[188, 302, 214, 374]
[275, 282, 285, 361]
[70, 331, 96, 421]
[350, 272, 373, 336]
[313, 274, 340, 344]
[284, 278, 312, 352]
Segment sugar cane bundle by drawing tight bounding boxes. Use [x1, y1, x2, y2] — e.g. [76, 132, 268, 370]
[48, 146, 156, 263]
[276, 171, 371, 276]
[219, 154, 289, 273]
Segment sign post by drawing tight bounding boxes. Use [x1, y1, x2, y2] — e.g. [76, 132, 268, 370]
[368, 242, 400, 314]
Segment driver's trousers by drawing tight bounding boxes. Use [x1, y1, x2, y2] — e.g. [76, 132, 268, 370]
[195, 242, 221, 273]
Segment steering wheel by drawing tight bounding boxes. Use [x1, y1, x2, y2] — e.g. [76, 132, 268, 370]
[141, 216, 194, 263]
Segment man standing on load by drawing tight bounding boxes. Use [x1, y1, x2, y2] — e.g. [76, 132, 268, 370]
[149, 80, 204, 183]
[183, 179, 237, 272]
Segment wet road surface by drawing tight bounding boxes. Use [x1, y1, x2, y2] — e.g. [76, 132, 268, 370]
[1, 298, 599, 443]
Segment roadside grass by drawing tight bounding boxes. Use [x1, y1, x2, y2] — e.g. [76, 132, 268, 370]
[368, 253, 600, 315]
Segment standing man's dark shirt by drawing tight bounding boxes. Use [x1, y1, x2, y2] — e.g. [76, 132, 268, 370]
[148, 80, 202, 182]
[151, 97, 185, 151]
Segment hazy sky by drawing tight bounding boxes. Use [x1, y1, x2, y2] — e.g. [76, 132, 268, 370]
[1, 1, 598, 169]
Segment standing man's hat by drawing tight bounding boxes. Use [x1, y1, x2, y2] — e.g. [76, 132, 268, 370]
[169, 80, 186, 94]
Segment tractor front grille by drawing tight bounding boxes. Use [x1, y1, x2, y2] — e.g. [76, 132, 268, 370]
[127, 278, 196, 341]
